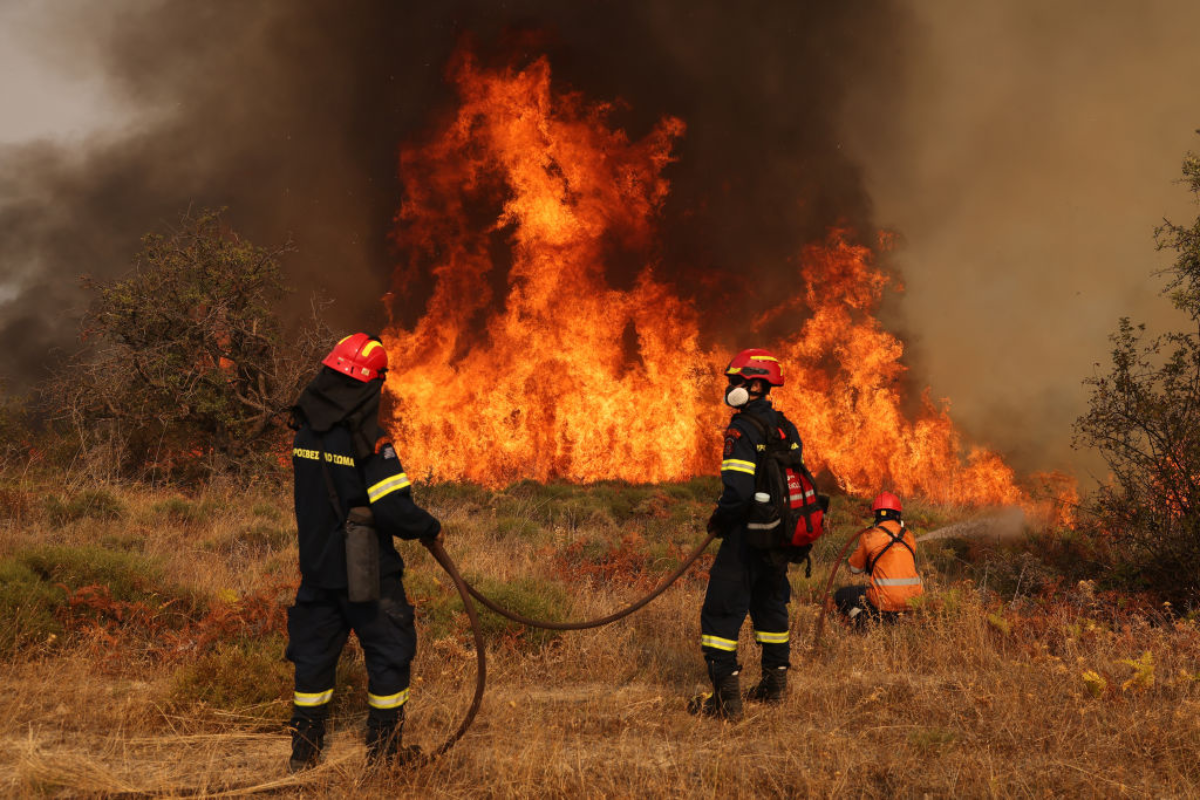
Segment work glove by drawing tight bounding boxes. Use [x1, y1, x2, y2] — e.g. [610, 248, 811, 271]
[421, 516, 444, 542]
[706, 508, 727, 538]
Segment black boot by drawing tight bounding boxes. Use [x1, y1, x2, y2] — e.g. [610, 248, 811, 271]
[746, 665, 788, 703]
[687, 670, 744, 721]
[366, 710, 422, 767]
[287, 717, 325, 773]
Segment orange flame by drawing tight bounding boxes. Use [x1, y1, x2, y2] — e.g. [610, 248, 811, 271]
[382, 52, 1073, 520]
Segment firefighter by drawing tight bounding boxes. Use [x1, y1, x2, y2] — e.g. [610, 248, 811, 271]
[688, 348, 799, 721]
[834, 492, 923, 626]
[285, 333, 442, 772]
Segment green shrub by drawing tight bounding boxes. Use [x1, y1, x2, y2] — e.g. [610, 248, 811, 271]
[98, 533, 146, 553]
[18, 544, 164, 603]
[0, 559, 65, 657]
[169, 634, 291, 715]
[251, 502, 285, 522]
[909, 727, 956, 756]
[468, 575, 568, 649]
[44, 488, 125, 525]
[153, 496, 220, 526]
[204, 523, 292, 556]
[407, 571, 468, 642]
[421, 481, 493, 510]
[661, 476, 721, 503]
[496, 515, 540, 539]
[16, 544, 205, 629]
[588, 483, 656, 522]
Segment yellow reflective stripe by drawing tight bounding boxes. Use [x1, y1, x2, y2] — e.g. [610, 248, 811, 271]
[748, 355, 779, 362]
[755, 630, 790, 644]
[720, 459, 756, 475]
[362, 340, 383, 357]
[293, 689, 333, 707]
[701, 634, 738, 652]
[367, 473, 411, 502]
[791, 443, 800, 450]
[367, 687, 410, 709]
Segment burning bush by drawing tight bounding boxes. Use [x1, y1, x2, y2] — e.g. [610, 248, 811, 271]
[1075, 148, 1200, 602]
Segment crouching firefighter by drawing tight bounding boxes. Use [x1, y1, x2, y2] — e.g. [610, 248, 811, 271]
[285, 333, 442, 772]
[834, 492, 922, 627]
[689, 349, 828, 721]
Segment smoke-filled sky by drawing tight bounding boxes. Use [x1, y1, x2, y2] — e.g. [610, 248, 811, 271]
[2, 0, 1198, 483]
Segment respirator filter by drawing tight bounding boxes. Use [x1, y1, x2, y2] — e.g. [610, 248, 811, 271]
[724, 385, 750, 408]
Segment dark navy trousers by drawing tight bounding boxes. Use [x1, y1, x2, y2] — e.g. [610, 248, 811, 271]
[700, 532, 791, 680]
[285, 572, 415, 724]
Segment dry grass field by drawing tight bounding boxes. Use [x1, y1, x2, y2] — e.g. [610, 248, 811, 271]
[1, 475, 1198, 798]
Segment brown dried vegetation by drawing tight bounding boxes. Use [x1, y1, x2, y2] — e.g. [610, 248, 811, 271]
[1, 477, 1199, 798]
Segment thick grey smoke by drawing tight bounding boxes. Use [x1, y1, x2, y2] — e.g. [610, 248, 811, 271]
[839, 0, 1200, 481]
[0, 0, 904, 389]
[5, 0, 1197, 486]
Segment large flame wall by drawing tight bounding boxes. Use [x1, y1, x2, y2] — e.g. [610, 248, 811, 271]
[382, 53, 1055, 509]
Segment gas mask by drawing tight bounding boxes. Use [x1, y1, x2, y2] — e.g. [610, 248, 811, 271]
[724, 382, 750, 408]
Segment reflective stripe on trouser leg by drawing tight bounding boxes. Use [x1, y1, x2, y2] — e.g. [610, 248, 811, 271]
[354, 574, 417, 723]
[700, 556, 744, 676]
[748, 555, 791, 670]
[286, 587, 351, 724]
[367, 687, 409, 710]
[700, 539, 751, 680]
[293, 688, 334, 708]
[701, 634, 738, 651]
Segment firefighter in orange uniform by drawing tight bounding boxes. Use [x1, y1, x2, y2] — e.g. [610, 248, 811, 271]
[835, 491, 922, 625]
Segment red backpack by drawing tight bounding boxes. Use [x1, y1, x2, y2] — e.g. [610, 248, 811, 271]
[737, 411, 829, 559]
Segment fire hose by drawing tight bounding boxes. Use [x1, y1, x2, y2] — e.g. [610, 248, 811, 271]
[810, 527, 865, 646]
[811, 522, 956, 645]
[416, 538, 488, 761]
[426, 518, 959, 760]
[415, 531, 716, 761]
[456, 532, 718, 629]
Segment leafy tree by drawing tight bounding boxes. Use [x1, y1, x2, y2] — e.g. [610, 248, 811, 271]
[1074, 150, 1200, 601]
[51, 209, 333, 480]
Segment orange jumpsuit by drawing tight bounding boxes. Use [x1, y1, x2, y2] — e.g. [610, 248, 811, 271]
[847, 520, 923, 612]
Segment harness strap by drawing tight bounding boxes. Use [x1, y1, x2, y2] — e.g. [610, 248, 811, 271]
[865, 522, 917, 575]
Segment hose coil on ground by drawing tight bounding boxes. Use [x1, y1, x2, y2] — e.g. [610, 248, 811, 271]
[416, 532, 716, 760]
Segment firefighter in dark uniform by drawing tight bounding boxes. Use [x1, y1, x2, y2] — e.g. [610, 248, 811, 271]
[286, 333, 442, 771]
[689, 348, 798, 721]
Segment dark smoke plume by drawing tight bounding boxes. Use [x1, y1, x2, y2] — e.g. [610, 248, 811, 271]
[0, 0, 909, 389]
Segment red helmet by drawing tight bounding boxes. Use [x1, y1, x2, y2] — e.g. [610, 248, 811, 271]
[872, 491, 903, 515]
[322, 333, 388, 382]
[725, 348, 784, 386]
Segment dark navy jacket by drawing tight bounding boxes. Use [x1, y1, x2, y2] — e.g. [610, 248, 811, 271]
[292, 424, 440, 589]
[712, 398, 803, 536]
